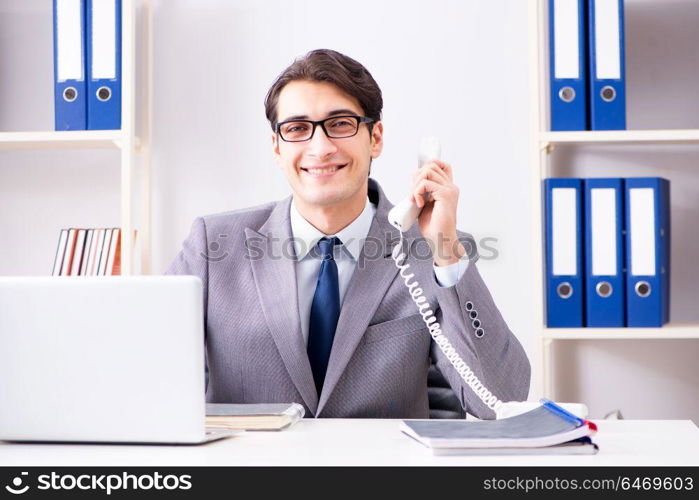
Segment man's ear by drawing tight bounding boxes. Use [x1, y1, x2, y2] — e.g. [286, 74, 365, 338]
[370, 121, 384, 159]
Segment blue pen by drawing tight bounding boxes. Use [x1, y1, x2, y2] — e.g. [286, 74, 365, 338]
[540, 398, 586, 426]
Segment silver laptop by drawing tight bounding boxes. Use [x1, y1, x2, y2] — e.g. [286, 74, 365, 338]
[0, 275, 235, 444]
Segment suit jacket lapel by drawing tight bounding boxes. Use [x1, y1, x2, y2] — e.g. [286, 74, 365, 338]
[245, 196, 319, 414]
[316, 179, 417, 415]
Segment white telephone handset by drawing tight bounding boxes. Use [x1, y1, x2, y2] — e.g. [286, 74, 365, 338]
[387, 137, 442, 232]
[388, 137, 504, 414]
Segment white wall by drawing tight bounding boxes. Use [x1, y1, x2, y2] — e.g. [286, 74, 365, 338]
[151, 0, 536, 410]
[0, 0, 697, 422]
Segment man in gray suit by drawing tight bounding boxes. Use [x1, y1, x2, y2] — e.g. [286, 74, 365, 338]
[166, 49, 530, 419]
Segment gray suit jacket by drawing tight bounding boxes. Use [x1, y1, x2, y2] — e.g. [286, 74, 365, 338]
[166, 178, 530, 419]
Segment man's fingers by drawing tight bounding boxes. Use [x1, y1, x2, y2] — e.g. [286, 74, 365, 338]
[413, 179, 444, 207]
[413, 162, 450, 185]
[432, 159, 453, 181]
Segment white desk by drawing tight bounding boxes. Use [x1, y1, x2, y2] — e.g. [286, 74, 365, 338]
[1, 420, 698, 466]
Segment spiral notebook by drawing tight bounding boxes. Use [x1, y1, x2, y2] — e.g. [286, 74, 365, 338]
[431, 437, 599, 456]
[400, 399, 598, 455]
[206, 403, 305, 431]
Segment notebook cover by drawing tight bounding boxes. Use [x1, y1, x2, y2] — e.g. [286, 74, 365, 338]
[401, 404, 597, 449]
[206, 403, 304, 418]
[431, 437, 599, 456]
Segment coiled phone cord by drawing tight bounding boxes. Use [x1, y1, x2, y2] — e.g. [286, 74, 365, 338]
[391, 234, 502, 412]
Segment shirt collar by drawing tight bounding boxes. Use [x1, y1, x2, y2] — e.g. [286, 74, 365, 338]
[290, 196, 377, 261]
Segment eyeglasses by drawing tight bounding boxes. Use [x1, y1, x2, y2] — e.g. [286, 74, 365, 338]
[275, 115, 375, 142]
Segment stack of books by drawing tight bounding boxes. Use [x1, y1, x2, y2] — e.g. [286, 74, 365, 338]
[205, 403, 305, 431]
[52, 228, 121, 276]
[400, 399, 599, 455]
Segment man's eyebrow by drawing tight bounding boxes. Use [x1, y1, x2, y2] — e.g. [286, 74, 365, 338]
[279, 109, 360, 122]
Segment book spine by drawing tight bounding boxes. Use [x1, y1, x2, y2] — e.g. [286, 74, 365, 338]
[70, 229, 87, 276]
[88, 228, 104, 276]
[97, 228, 113, 276]
[106, 228, 121, 275]
[79, 229, 94, 276]
[60, 228, 77, 276]
[52, 229, 69, 276]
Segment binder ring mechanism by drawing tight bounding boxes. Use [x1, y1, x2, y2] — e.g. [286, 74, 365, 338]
[558, 86, 576, 103]
[596, 281, 613, 298]
[600, 86, 617, 102]
[62, 87, 78, 103]
[557, 282, 573, 299]
[96, 86, 112, 102]
[635, 281, 651, 298]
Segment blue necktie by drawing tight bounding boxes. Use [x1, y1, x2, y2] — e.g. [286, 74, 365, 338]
[307, 236, 342, 394]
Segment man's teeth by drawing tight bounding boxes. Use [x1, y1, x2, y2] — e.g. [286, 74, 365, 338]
[305, 165, 342, 174]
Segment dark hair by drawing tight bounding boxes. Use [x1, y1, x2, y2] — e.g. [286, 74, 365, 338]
[264, 49, 383, 130]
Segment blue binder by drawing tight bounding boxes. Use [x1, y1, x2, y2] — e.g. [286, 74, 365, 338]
[588, 0, 626, 130]
[86, 0, 121, 130]
[624, 178, 670, 327]
[545, 178, 585, 327]
[53, 0, 87, 130]
[584, 178, 625, 327]
[549, 0, 588, 131]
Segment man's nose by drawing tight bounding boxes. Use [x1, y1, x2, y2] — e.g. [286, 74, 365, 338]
[306, 125, 338, 157]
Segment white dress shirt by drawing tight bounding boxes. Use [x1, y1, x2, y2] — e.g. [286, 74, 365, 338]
[290, 197, 469, 346]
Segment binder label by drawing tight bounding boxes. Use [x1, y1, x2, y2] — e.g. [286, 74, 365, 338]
[56, 0, 84, 81]
[92, 0, 117, 79]
[553, 0, 580, 79]
[630, 188, 656, 276]
[552, 188, 578, 275]
[594, 0, 621, 79]
[591, 188, 617, 275]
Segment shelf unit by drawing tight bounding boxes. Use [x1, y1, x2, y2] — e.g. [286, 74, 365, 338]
[541, 129, 699, 146]
[0, 0, 152, 275]
[0, 131, 141, 150]
[528, 0, 699, 399]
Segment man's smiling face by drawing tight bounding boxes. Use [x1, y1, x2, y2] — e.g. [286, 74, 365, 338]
[272, 80, 383, 208]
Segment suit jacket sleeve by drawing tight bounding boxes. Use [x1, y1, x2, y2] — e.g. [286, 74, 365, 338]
[433, 254, 469, 288]
[429, 233, 531, 420]
[164, 217, 210, 389]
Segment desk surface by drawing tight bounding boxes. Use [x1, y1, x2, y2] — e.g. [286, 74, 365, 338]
[1, 419, 698, 466]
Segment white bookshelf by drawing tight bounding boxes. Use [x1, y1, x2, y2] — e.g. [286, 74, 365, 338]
[541, 129, 699, 146]
[528, 0, 699, 399]
[542, 324, 699, 340]
[0, 131, 142, 151]
[0, 0, 152, 275]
